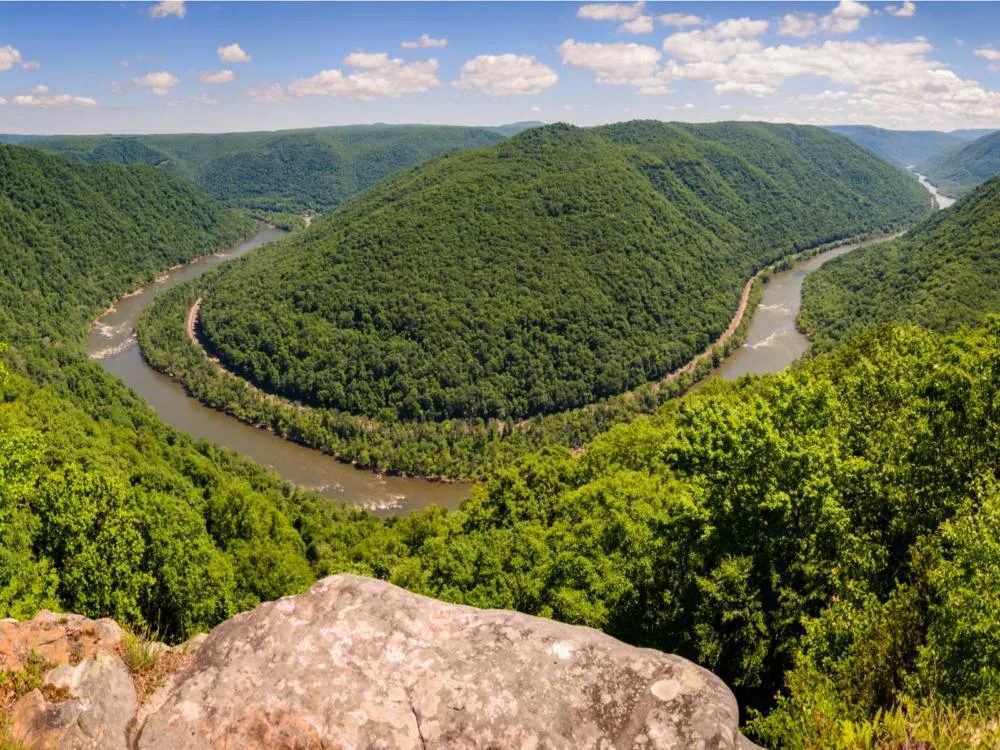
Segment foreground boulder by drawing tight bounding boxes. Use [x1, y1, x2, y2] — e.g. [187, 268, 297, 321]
[2, 574, 761, 749]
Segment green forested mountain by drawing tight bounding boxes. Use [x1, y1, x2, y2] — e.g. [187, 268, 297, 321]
[800, 173, 1000, 351]
[0, 143, 253, 345]
[191, 121, 929, 428]
[0, 132, 997, 747]
[13, 125, 507, 216]
[918, 129, 1000, 197]
[825, 124, 965, 166]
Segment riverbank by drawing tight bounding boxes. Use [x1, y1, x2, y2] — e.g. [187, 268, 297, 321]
[134, 220, 912, 486]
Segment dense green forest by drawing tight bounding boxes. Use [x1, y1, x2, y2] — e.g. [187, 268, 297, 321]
[918, 128, 1000, 197]
[1, 130, 998, 747]
[8, 317, 1000, 746]
[0, 144, 253, 346]
[8, 125, 510, 216]
[824, 124, 972, 167]
[187, 122, 928, 434]
[800, 173, 1000, 351]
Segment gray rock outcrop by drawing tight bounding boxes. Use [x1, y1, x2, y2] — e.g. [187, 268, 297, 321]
[2, 575, 762, 749]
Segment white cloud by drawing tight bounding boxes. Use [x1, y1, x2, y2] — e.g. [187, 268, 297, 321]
[561, 22, 1000, 129]
[799, 88, 852, 101]
[289, 53, 439, 101]
[217, 43, 252, 63]
[1, 89, 98, 108]
[149, 0, 185, 19]
[577, 1, 644, 22]
[0, 45, 39, 71]
[713, 18, 770, 38]
[558, 39, 661, 84]
[343, 51, 393, 69]
[401, 34, 447, 49]
[885, 0, 916, 17]
[456, 54, 558, 95]
[780, 0, 871, 37]
[188, 94, 218, 105]
[132, 70, 180, 96]
[531, 105, 541, 112]
[619, 15, 653, 34]
[201, 69, 235, 84]
[110, 80, 123, 94]
[247, 83, 290, 103]
[658, 13, 703, 28]
[975, 47, 1000, 62]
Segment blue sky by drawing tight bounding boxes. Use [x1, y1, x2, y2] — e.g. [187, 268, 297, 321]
[2, 1, 1000, 134]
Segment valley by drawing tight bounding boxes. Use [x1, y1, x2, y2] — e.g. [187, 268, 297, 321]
[4, 3, 1000, 742]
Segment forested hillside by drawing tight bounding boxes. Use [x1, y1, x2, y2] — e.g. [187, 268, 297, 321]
[190, 121, 928, 428]
[0, 132, 997, 747]
[15, 125, 507, 217]
[825, 124, 965, 166]
[0, 143, 328, 639]
[9, 320, 1000, 746]
[800, 173, 1000, 351]
[918, 129, 1000, 198]
[0, 144, 253, 345]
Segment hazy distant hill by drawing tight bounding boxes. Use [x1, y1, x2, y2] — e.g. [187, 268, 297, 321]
[801, 172, 1000, 349]
[12, 125, 508, 216]
[824, 124, 964, 166]
[918, 129, 1000, 197]
[189, 120, 930, 425]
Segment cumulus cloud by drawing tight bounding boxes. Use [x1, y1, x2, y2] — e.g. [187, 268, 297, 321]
[577, 1, 644, 22]
[247, 83, 290, 103]
[289, 53, 439, 100]
[188, 94, 218, 105]
[557, 14, 1000, 129]
[217, 43, 252, 63]
[132, 70, 180, 96]
[619, 16, 654, 34]
[343, 51, 393, 68]
[780, 0, 871, 37]
[658, 13, 703, 28]
[0, 45, 39, 71]
[885, 0, 916, 17]
[149, 0, 185, 19]
[201, 69, 235, 84]
[0, 87, 98, 108]
[401, 34, 447, 49]
[558, 39, 661, 84]
[110, 80, 123, 94]
[456, 54, 558, 95]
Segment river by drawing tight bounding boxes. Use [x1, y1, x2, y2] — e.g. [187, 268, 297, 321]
[714, 174, 948, 380]
[89, 177, 943, 513]
[87, 228, 471, 515]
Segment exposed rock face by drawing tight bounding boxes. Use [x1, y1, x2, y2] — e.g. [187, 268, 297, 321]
[1, 575, 763, 749]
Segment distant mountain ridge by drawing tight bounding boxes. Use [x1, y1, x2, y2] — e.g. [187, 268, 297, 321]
[1, 124, 510, 217]
[823, 124, 976, 167]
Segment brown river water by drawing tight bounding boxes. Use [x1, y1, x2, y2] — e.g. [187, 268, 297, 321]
[86, 228, 471, 515]
[88, 177, 945, 514]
